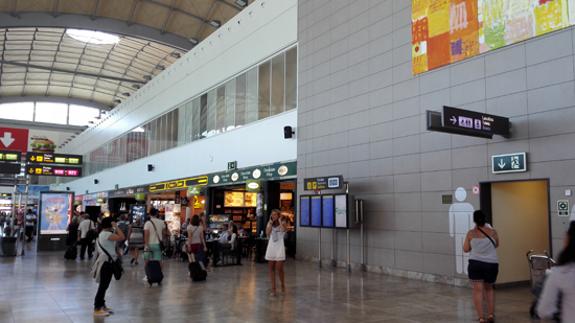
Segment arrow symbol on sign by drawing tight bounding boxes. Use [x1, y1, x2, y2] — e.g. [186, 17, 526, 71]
[450, 116, 458, 125]
[497, 159, 506, 169]
[0, 132, 15, 147]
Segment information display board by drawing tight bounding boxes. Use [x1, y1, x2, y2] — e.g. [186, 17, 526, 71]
[311, 196, 322, 227]
[322, 195, 335, 227]
[26, 165, 82, 177]
[299, 195, 310, 227]
[130, 205, 146, 223]
[39, 192, 73, 235]
[0, 151, 21, 161]
[335, 194, 348, 228]
[26, 152, 82, 165]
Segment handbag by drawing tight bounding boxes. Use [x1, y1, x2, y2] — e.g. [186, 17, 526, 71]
[150, 220, 166, 251]
[98, 238, 123, 280]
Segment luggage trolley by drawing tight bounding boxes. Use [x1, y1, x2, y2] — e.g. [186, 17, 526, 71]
[526, 250, 555, 319]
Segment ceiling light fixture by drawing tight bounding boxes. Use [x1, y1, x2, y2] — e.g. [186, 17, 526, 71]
[170, 52, 181, 58]
[235, 0, 248, 7]
[66, 29, 120, 45]
[209, 20, 221, 28]
[113, 99, 122, 104]
[131, 84, 141, 90]
[189, 38, 199, 45]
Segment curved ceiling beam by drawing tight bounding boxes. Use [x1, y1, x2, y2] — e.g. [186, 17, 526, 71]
[0, 95, 111, 110]
[0, 12, 193, 51]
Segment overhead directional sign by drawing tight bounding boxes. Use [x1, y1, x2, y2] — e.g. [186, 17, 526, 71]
[304, 175, 344, 191]
[0, 151, 21, 162]
[427, 106, 510, 139]
[26, 165, 82, 177]
[0, 127, 29, 152]
[492, 152, 527, 174]
[443, 106, 510, 138]
[26, 152, 82, 166]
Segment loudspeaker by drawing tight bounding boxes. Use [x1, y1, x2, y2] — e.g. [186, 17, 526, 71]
[66, 187, 70, 191]
[284, 126, 295, 139]
[147, 164, 154, 172]
[94, 179, 99, 184]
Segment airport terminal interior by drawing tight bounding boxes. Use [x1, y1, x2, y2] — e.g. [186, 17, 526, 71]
[1, 0, 575, 322]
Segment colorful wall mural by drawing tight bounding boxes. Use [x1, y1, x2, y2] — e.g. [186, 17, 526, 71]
[412, 0, 575, 74]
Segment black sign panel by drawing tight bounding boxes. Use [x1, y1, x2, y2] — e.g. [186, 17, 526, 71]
[27, 152, 83, 165]
[304, 175, 344, 191]
[491, 152, 527, 174]
[443, 106, 510, 138]
[0, 162, 21, 174]
[0, 151, 21, 162]
[26, 165, 82, 177]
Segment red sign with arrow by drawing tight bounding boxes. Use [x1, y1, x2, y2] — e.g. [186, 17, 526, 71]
[0, 127, 29, 153]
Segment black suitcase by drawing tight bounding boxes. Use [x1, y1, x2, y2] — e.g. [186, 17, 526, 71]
[64, 245, 77, 260]
[187, 253, 207, 282]
[145, 260, 163, 286]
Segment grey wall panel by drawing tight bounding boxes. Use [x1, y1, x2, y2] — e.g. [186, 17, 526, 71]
[298, 0, 575, 282]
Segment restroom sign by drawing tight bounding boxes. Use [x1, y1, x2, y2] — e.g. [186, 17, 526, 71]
[557, 200, 570, 217]
[491, 152, 527, 174]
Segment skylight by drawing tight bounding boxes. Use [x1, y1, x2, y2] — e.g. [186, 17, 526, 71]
[66, 29, 120, 45]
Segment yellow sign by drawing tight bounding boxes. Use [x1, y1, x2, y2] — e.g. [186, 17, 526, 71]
[148, 176, 208, 192]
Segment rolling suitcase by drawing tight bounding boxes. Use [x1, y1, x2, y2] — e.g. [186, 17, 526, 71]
[145, 260, 164, 286]
[64, 245, 77, 260]
[188, 253, 207, 282]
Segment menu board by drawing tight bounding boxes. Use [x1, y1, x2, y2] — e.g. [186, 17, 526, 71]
[311, 196, 322, 227]
[300, 196, 310, 227]
[244, 192, 257, 207]
[322, 195, 334, 228]
[39, 192, 73, 234]
[225, 191, 246, 207]
[335, 194, 348, 228]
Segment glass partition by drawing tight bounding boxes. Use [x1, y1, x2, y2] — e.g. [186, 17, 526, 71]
[84, 46, 297, 176]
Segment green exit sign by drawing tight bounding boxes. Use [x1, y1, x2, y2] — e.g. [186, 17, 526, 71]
[227, 161, 237, 170]
[492, 152, 527, 174]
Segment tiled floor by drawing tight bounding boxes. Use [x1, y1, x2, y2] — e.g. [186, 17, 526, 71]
[0, 244, 540, 323]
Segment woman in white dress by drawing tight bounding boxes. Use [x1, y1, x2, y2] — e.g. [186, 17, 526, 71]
[265, 209, 287, 296]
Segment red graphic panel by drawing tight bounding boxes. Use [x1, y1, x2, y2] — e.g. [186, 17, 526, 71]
[0, 127, 29, 153]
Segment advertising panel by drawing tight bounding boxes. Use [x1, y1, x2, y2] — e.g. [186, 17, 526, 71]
[412, 0, 575, 74]
[39, 192, 73, 235]
[335, 194, 348, 228]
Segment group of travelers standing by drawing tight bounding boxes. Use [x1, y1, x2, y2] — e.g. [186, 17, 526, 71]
[66, 207, 289, 317]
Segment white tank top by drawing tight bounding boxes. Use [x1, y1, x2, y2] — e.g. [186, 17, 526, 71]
[470, 237, 498, 264]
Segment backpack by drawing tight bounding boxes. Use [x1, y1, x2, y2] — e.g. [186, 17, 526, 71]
[85, 221, 98, 241]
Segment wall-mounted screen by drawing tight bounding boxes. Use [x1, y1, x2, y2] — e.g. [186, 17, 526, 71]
[412, 0, 575, 75]
[300, 195, 310, 227]
[39, 192, 73, 235]
[311, 196, 322, 227]
[335, 194, 348, 228]
[322, 195, 335, 227]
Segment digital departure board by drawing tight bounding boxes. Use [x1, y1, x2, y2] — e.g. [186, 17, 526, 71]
[300, 196, 310, 227]
[0, 151, 21, 162]
[26, 165, 82, 177]
[26, 152, 82, 165]
[311, 196, 322, 227]
[322, 195, 335, 228]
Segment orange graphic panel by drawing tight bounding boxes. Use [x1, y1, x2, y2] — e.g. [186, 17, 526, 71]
[428, 32, 451, 70]
[450, 0, 480, 63]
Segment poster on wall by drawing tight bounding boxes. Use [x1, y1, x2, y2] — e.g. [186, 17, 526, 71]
[412, 0, 575, 74]
[39, 192, 73, 235]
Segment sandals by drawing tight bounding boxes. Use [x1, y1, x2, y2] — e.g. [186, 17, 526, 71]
[478, 319, 486, 323]
[487, 314, 495, 323]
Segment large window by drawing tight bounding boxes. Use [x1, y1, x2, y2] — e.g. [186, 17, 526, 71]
[85, 46, 298, 176]
[0, 102, 34, 121]
[0, 101, 102, 126]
